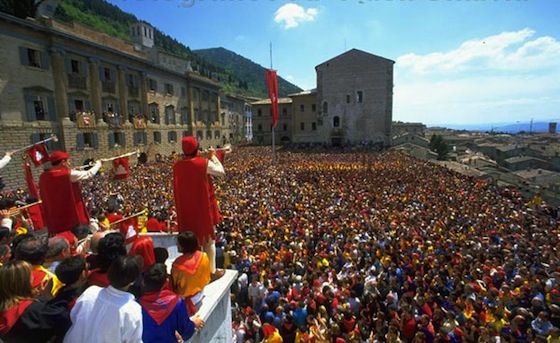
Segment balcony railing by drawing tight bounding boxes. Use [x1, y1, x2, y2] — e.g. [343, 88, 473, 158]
[104, 112, 125, 127]
[102, 80, 116, 93]
[67, 74, 87, 90]
[128, 86, 139, 98]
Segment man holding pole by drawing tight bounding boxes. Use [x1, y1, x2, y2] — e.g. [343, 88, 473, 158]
[173, 136, 226, 281]
[39, 151, 102, 235]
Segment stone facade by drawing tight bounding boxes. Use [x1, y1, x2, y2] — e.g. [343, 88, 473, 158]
[316, 49, 394, 147]
[0, 13, 229, 191]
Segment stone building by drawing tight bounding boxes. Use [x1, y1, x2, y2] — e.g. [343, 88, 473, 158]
[0, 13, 226, 190]
[316, 49, 394, 147]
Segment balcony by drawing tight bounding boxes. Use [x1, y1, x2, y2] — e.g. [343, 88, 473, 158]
[67, 74, 87, 90]
[104, 112, 125, 128]
[102, 80, 116, 93]
[128, 86, 139, 98]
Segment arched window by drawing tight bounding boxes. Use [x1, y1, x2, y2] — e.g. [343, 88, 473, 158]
[333, 116, 340, 127]
[322, 101, 328, 114]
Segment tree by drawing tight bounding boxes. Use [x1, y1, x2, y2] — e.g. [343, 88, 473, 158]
[0, 0, 48, 19]
[429, 134, 450, 160]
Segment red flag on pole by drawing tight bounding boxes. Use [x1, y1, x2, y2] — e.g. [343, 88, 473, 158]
[265, 69, 279, 128]
[113, 157, 130, 180]
[27, 144, 49, 167]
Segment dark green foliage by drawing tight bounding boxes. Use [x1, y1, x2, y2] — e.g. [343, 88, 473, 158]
[195, 47, 303, 97]
[0, 0, 47, 19]
[429, 134, 450, 160]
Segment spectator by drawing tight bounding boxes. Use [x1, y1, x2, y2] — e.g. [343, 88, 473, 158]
[63, 255, 143, 343]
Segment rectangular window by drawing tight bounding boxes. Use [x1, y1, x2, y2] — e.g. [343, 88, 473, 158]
[168, 131, 177, 143]
[346, 94, 351, 104]
[109, 132, 126, 148]
[27, 48, 40, 68]
[181, 87, 186, 97]
[300, 104, 305, 112]
[148, 79, 157, 92]
[71, 59, 80, 74]
[153, 131, 162, 144]
[214, 130, 220, 139]
[196, 130, 203, 141]
[258, 124, 262, 132]
[312, 104, 316, 112]
[33, 98, 46, 121]
[357, 91, 363, 103]
[282, 108, 288, 115]
[206, 130, 212, 140]
[258, 109, 262, 117]
[103, 68, 112, 81]
[300, 122, 305, 131]
[283, 124, 288, 132]
[165, 83, 174, 95]
[312, 122, 317, 131]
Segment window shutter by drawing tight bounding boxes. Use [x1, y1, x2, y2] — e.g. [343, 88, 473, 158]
[120, 132, 126, 147]
[25, 94, 37, 121]
[133, 132, 139, 146]
[81, 61, 88, 76]
[65, 58, 71, 73]
[108, 133, 115, 148]
[47, 97, 56, 121]
[85, 100, 92, 111]
[93, 133, 99, 149]
[77, 133, 85, 150]
[19, 47, 29, 66]
[40, 51, 50, 70]
[99, 66, 104, 80]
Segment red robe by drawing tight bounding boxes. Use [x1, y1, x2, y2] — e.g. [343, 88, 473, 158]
[173, 155, 218, 244]
[39, 168, 89, 234]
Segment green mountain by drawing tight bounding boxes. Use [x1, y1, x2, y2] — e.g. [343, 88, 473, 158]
[195, 47, 303, 97]
[0, 0, 302, 98]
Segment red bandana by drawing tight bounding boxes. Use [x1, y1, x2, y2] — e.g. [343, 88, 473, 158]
[139, 290, 180, 325]
[0, 300, 34, 335]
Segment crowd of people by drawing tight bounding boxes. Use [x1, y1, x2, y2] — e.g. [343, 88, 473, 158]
[1, 146, 560, 343]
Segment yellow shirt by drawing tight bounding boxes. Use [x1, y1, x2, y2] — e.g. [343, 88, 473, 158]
[171, 251, 211, 298]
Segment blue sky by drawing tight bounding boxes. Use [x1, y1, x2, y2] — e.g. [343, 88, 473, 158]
[106, 0, 559, 127]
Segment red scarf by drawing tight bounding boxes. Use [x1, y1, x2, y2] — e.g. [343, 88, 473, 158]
[139, 290, 180, 325]
[0, 300, 33, 335]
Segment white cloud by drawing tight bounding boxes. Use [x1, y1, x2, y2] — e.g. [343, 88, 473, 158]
[397, 29, 560, 75]
[393, 29, 560, 125]
[274, 3, 317, 29]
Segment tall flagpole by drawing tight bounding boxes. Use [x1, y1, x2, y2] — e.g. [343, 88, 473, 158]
[270, 42, 276, 165]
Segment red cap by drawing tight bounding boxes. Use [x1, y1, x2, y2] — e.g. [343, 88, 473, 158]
[49, 151, 70, 164]
[181, 136, 198, 156]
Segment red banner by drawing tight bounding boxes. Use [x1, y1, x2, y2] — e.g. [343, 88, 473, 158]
[24, 160, 39, 198]
[113, 157, 130, 180]
[27, 144, 49, 167]
[265, 69, 279, 128]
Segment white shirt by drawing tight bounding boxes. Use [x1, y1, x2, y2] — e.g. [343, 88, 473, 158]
[63, 285, 143, 343]
[70, 160, 102, 182]
[207, 155, 225, 177]
[0, 154, 11, 169]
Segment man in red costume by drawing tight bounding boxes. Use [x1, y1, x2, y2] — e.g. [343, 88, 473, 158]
[173, 136, 225, 280]
[39, 151, 101, 235]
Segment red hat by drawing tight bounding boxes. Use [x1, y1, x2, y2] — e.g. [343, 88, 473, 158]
[181, 136, 198, 156]
[49, 151, 70, 164]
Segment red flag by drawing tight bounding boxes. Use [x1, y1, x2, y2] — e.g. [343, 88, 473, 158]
[27, 144, 49, 167]
[265, 69, 279, 128]
[113, 157, 130, 180]
[24, 160, 39, 198]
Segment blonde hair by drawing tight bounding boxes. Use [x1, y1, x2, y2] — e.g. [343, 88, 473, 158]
[0, 260, 34, 312]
